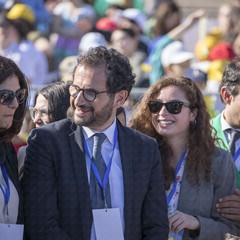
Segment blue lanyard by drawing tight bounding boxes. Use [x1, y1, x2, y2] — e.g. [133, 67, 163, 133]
[233, 147, 240, 162]
[0, 164, 10, 207]
[84, 128, 118, 203]
[167, 149, 187, 206]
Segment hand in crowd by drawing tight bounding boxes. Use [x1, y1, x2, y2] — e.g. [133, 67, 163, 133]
[184, 9, 206, 26]
[217, 189, 240, 221]
[169, 210, 200, 232]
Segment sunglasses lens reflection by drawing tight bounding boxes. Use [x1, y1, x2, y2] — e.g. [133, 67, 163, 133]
[149, 102, 162, 113]
[0, 89, 26, 105]
[166, 102, 182, 114]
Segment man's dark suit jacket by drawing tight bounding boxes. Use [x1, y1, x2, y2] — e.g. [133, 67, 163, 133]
[23, 118, 169, 240]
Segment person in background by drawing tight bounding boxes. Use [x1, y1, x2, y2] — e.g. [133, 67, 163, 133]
[0, 56, 28, 231]
[95, 16, 118, 43]
[17, 81, 70, 179]
[211, 57, 240, 221]
[129, 76, 240, 239]
[119, 8, 149, 55]
[59, 31, 108, 83]
[29, 81, 70, 128]
[2, 3, 48, 87]
[20, 0, 52, 34]
[79, 31, 108, 53]
[148, 9, 205, 85]
[161, 40, 194, 77]
[195, 0, 240, 62]
[148, 1, 181, 54]
[23, 46, 169, 240]
[51, 0, 96, 67]
[110, 27, 147, 86]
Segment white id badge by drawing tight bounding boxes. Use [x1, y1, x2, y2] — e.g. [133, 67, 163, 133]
[0, 224, 24, 240]
[92, 208, 124, 240]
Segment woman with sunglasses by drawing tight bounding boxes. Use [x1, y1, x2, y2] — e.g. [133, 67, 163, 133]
[0, 55, 28, 230]
[17, 81, 70, 178]
[129, 76, 240, 239]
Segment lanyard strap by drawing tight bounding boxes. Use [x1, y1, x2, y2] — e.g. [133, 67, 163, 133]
[167, 149, 187, 205]
[0, 163, 10, 206]
[84, 128, 118, 197]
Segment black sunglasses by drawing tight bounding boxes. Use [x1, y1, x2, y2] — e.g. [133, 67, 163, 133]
[69, 84, 109, 102]
[148, 101, 192, 114]
[0, 89, 27, 105]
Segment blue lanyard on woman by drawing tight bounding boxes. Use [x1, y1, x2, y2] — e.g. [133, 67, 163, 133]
[0, 163, 10, 215]
[84, 127, 118, 205]
[167, 149, 187, 205]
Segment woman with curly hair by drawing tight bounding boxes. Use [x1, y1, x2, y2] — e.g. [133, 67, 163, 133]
[129, 76, 240, 239]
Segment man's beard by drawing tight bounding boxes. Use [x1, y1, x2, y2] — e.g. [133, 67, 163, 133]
[73, 97, 115, 129]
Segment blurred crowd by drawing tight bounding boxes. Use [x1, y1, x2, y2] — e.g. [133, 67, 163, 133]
[1, 0, 240, 150]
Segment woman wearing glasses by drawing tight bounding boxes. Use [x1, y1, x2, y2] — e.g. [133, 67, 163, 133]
[18, 81, 70, 177]
[0, 55, 28, 230]
[29, 82, 70, 127]
[129, 76, 240, 239]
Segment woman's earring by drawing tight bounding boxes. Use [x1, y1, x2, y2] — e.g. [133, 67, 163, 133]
[191, 119, 196, 125]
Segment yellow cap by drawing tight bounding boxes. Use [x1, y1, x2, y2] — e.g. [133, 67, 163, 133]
[7, 4, 35, 24]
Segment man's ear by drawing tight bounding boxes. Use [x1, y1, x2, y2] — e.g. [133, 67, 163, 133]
[114, 90, 128, 108]
[220, 86, 232, 104]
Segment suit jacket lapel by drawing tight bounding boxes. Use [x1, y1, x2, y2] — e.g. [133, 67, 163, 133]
[178, 170, 198, 213]
[69, 125, 92, 239]
[117, 123, 134, 239]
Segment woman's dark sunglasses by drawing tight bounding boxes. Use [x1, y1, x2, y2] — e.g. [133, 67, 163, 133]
[0, 89, 27, 105]
[148, 101, 192, 114]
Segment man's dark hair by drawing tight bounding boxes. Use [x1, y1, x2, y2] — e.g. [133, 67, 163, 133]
[73, 46, 135, 97]
[219, 57, 240, 101]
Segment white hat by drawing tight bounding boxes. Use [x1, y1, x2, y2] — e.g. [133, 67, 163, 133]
[121, 8, 146, 32]
[79, 32, 107, 52]
[161, 41, 194, 67]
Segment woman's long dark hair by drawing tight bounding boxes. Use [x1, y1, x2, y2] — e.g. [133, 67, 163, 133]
[0, 56, 29, 142]
[35, 82, 70, 122]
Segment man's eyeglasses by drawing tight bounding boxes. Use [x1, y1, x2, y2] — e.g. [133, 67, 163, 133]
[148, 101, 192, 114]
[69, 84, 109, 102]
[29, 107, 49, 121]
[0, 89, 27, 105]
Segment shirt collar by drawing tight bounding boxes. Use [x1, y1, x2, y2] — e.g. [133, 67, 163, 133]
[82, 118, 117, 145]
[221, 111, 237, 132]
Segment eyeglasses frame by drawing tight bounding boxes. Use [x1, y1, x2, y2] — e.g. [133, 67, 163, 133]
[69, 84, 109, 102]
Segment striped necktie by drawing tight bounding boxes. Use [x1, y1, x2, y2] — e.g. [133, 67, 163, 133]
[229, 130, 240, 156]
[90, 133, 111, 209]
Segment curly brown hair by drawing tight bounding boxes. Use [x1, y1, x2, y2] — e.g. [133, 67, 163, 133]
[73, 46, 135, 97]
[129, 76, 217, 189]
[0, 56, 29, 142]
